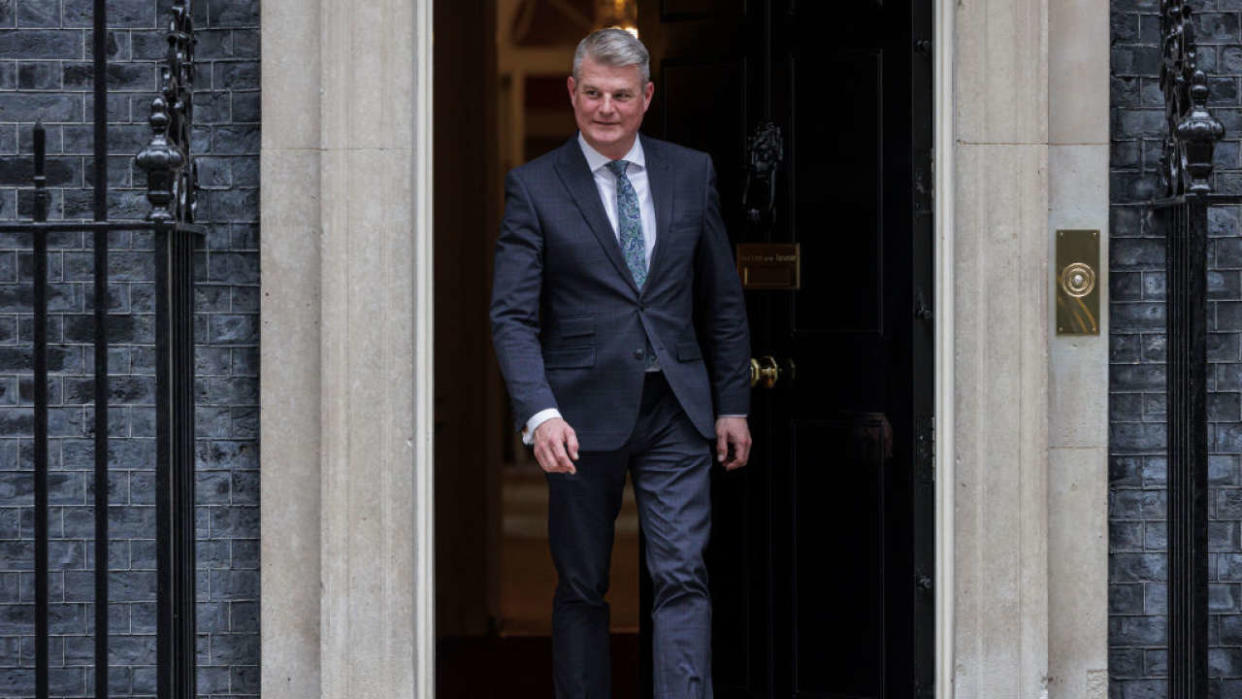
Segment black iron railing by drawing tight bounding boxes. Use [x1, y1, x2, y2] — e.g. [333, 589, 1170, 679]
[3, 0, 201, 696]
[1156, 196, 1210, 698]
[1151, 1, 1226, 696]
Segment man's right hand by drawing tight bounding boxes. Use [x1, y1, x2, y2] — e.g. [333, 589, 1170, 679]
[532, 417, 580, 474]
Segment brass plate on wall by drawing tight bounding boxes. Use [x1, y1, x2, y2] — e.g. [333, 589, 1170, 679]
[1056, 229, 1100, 335]
[736, 243, 801, 290]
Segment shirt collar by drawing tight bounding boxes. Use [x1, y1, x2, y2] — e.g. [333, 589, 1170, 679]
[577, 132, 645, 174]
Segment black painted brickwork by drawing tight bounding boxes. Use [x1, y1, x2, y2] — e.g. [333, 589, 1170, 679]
[0, 0, 259, 697]
[1112, 1, 1242, 696]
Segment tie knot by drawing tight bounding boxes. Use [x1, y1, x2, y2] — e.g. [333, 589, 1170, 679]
[606, 160, 629, 178]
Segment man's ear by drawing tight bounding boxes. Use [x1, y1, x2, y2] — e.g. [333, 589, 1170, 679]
[642, 81, 655, 111]
[567, 75, 577, 103]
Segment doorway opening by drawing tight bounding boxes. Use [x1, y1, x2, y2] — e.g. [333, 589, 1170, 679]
[433, 2, 643, 696]
[431, 0, 935, 696]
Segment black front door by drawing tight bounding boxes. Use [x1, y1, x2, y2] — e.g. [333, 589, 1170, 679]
[638, 1, 934, 695]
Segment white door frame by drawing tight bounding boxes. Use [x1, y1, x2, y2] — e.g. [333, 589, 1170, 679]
[413, 1, 436, 697]
[932, 0, 955, 695]
[409, 0, 955, 694]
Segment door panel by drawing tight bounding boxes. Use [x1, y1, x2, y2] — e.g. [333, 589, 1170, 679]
[792, 416, 888, 696]
[790, 50, 884, 335]
[660, 59, 750, 217]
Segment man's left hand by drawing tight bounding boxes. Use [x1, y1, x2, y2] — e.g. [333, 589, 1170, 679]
[715, 416, 752, 470]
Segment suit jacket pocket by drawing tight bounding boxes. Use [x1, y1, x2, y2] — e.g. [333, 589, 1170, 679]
[544, 346, 595, 369]
[676, 340, 703, 361]
[558, 315, 595, 338]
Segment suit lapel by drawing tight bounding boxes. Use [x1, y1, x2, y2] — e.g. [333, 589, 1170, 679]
[642, 134, 675, 294]
[554, 138, 640, 296]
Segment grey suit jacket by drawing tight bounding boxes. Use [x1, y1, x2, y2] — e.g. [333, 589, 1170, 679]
[489, 133, 751, 451]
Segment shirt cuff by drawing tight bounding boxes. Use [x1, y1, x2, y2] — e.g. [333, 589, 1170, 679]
[718, 414, 747, 418]
[522, 408, 562, 445]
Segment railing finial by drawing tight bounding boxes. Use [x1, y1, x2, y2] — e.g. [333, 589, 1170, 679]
[137, 0, 195, 223]
[32, 121, 48, 223]
[1179, 70, 1225, 194]
[136, 96, 179, 222]
[1161, 0, 1225, 197]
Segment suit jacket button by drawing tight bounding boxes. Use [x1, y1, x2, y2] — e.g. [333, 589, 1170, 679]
[634, 348, 645, 359]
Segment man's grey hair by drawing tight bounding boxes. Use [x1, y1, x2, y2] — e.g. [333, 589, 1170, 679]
[573, 28, 651, 84]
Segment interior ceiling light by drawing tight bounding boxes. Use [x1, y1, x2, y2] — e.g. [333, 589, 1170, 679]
[595, 0, 638, 36]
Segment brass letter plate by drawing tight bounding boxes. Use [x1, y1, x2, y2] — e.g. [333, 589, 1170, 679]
[736, 243, 801, 290]
[1056, 229, 1100, 336]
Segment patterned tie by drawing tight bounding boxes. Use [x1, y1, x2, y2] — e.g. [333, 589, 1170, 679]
[605, 159, 659, 371]
[606, 159, 647, 289]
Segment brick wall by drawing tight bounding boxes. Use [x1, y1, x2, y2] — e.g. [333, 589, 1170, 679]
[0, 0, 259, 696]
[1111, 2, 1242, 695]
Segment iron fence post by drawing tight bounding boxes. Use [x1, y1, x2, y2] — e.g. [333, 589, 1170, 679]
[1157, 3, 1226, 696]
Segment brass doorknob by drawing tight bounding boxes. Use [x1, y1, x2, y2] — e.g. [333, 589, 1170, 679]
[750, 356, 780, 389]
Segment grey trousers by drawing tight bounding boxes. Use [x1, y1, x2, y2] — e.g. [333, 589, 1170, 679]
[546, 372, 714, 699]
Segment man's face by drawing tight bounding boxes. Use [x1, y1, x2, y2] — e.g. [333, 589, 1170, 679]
[568, 56, 654, 156]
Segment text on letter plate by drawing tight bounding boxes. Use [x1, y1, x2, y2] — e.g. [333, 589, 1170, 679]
[736, 243, 801, 290]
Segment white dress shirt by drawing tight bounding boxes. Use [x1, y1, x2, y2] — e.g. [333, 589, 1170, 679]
[521, 134, 742, 445]
[579, 132, 658, 268]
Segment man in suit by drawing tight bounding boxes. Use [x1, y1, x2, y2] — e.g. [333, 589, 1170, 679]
[490, 28, 752, 698]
